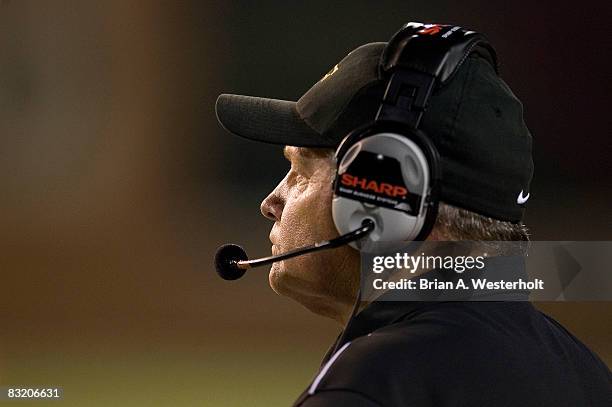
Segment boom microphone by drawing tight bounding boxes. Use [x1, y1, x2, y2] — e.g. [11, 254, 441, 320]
[214, 219, 375, 280]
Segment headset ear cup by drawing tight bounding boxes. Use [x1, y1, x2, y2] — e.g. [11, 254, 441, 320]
[413, 190, 439, 241]
[410, 128, 441, 241]
[332, 121, 439, 247]
[334, 122, 374, 168]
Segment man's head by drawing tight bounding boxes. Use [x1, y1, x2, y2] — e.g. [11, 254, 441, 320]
[259, 145, 529, 323]
[215, 23, 533, 323]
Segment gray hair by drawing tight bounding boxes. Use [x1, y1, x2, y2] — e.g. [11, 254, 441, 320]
[435, 202, 530, 242]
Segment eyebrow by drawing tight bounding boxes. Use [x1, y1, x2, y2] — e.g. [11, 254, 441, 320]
[283, 146, 292, 161]
[283, 146, 302, 162]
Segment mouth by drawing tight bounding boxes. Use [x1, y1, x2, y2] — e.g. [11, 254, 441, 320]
[269, 227, 277, 251]
[271, 244, 279, 256]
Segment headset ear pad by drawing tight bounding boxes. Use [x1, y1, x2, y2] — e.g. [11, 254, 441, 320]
[332, 121, 440, 249]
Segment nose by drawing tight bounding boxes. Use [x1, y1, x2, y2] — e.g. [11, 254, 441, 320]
[260, 190, 284, 222]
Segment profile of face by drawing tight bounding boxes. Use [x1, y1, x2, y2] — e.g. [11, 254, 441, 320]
[260, 147, 360, 323]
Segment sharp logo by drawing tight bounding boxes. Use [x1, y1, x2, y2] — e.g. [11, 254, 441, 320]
[418, 24, 444, 36]
[517, 190, 530, 205]
[341, 174, 408, 198]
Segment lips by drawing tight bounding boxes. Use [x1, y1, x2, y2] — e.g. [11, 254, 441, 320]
[269, 227, 278, 249]
[269, 224, 283, 256]
[269, 233, 277, 254]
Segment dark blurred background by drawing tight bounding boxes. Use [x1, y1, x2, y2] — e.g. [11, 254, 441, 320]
[1, 1, 610, 406]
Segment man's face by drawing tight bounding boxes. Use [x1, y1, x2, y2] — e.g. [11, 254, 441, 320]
[260, 146, 360, 322]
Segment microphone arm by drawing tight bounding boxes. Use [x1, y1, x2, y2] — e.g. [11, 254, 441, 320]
[214, 219, 375, 280]
[239, 219, 374, 269]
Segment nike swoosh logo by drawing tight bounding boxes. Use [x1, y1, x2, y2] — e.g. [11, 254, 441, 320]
[517, 190, 530, 204]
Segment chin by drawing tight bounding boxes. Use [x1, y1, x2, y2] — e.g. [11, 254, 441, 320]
[268, 263, 346, 322]
[268, 263, 286, 295]
[268, 262, 304, 297]
[268, 261, 310, 298]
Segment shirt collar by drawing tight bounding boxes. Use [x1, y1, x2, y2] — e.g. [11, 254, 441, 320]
[322, 255, 528, 363]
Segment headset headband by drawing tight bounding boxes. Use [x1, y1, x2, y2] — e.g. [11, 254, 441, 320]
[376, 22, 497, 128]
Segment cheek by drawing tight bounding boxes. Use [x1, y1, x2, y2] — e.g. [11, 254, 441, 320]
[279, 182, 336, 243]
[288, 190, 327, 220]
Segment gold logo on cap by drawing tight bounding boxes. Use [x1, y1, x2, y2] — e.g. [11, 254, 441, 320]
[320, 64, 339, 82]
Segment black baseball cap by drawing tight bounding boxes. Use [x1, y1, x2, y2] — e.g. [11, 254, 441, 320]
[215, 41, 533, 222]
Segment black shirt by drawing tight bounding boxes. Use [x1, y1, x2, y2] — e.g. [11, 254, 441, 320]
[292, 272, 611, 406]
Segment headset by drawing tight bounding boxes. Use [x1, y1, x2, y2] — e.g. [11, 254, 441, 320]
[215, 22, 498, 280]
[332, 22, 497, 250]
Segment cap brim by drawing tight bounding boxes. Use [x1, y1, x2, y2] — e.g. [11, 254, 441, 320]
[215, 94, 334, 147]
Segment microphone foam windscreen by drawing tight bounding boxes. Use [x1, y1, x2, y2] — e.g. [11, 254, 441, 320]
[214, 244, 248, 280]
